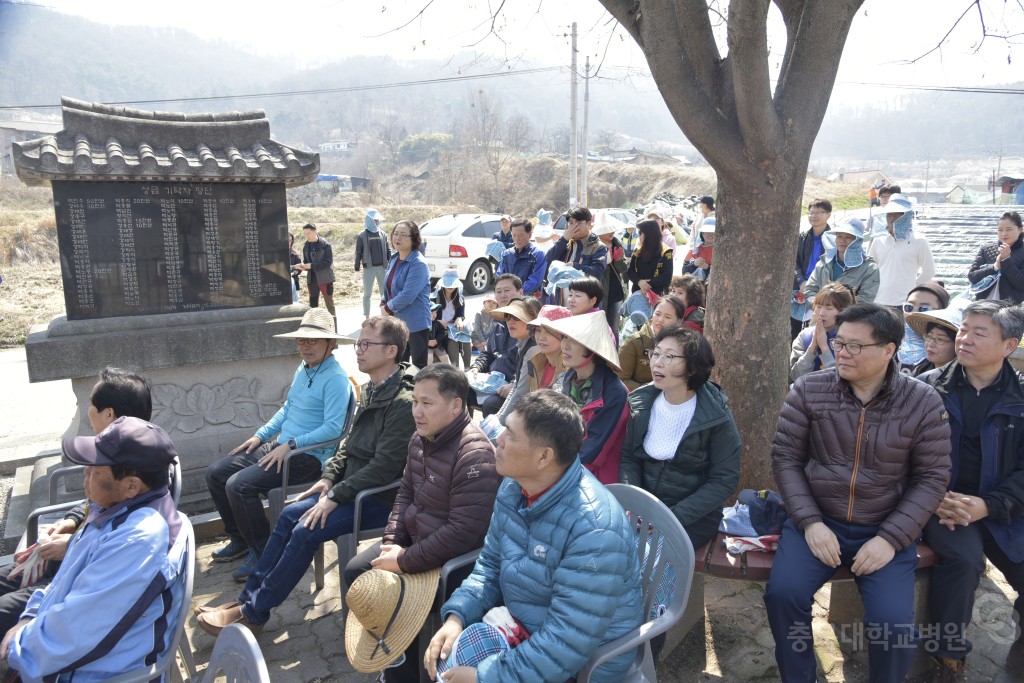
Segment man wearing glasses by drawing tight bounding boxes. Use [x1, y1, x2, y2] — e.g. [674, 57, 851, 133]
[198, 315, 417, 634]
[765, 303, 951, 683]
[205, 308, 354, 581]
[791, 199, 832, 340]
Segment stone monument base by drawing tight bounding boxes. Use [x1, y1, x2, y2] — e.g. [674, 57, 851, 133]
[26, 303, 310, 498]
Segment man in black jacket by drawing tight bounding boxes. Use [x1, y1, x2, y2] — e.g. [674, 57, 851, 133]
[298, 223, 336, 318]
[791, 199, 832, 339]
[919, 300, 1024, 681]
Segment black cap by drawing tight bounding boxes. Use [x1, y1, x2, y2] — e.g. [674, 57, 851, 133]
[62, 416, 177, 471]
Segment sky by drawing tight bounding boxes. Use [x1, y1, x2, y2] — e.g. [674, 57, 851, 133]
[19, 0, 1024, 99]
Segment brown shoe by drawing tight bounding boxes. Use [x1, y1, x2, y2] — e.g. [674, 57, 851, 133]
[194, 600, 240, 616]
[196, 605, 264, 637]
[931, 656, 965, 683]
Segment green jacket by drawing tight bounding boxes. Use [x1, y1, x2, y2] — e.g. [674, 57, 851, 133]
[322, 364, 416, 506]
[619, 382, 741, 532]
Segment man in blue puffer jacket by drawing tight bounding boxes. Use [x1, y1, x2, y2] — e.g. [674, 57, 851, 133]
[426, 390, 642, 683]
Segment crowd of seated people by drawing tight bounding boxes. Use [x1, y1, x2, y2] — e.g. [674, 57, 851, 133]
[5, 201, 1022, 683]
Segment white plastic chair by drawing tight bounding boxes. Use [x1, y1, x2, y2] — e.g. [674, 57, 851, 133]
[200, 623, 271, 683]
[576, 483, 695, 683]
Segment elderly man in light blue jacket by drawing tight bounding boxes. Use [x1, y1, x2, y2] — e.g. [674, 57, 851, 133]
[425, 390, 642, 683]
[2, 418, 189, 683]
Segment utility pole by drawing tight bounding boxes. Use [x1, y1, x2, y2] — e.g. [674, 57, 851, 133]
[569, 22, 578, 209]
[581, 56, 590, 206]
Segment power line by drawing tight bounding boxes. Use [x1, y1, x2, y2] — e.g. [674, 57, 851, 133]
[0, 66, 565, 111]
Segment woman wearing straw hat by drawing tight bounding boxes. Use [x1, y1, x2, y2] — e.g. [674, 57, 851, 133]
[905, 303, 964, 377]
[382, 220, 431, 368]
[618, 295, 687, 391]
[541, 311, 629, 484]
[525, 305, 572, 392]
[490, 297, 542, 426]
[619, 324, 741, 551]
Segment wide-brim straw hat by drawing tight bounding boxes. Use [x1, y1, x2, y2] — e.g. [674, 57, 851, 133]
[540, 310, 621, 372]
[487, 300, 538, 323]
[906, 300, 969, 340]
[344, 568, 441, 673]
[592, 212, 628, 236]
[274, 308, 356, 342]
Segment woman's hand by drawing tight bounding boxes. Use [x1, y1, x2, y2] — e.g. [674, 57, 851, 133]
[812, 318, 828, 354]
[996, 243, 1011, 265]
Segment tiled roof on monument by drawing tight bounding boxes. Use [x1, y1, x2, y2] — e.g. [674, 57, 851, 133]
[12, 97, 319, 186]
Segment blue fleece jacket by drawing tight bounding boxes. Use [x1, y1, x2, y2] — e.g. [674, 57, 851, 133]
[383, 250, 431, 333]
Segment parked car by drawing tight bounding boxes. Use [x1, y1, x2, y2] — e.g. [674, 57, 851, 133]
[420, 213, 503, 294]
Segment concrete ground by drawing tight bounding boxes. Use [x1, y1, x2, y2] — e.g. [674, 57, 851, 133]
[2, 298, 1021, 682]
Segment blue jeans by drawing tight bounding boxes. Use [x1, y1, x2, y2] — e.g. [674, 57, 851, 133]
[763, 517, 918, 683]
[239, 494, 391, 624]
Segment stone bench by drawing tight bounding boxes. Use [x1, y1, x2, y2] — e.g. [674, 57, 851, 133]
[660, 531, 938, 672]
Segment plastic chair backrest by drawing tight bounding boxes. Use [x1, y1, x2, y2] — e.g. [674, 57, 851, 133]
[102, 513, 196, 683]
[576, 483, 695, 683]
[200, 623, 271, 683]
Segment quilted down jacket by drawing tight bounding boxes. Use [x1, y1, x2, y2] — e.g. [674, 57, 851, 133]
[385, 410, 500, 574]
[771, 363, 951, 551]
[442, 460, 643, 683]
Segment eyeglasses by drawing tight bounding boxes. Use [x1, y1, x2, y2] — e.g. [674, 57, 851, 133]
[356, 340, 390, 352]
[296, 338, 321, 347]
[903, 303, 933, 313]
[504, 314, 522, 323]
[392, 232, 411, 239]
[924, 334, 953, 346]
[645, 349, 684, 363]
[829, 339, 889, 355]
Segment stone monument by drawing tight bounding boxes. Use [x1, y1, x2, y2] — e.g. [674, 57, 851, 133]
[13, 97, 319, 504]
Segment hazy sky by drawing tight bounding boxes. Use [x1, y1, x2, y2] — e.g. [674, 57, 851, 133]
[29, 0, 1024, 97]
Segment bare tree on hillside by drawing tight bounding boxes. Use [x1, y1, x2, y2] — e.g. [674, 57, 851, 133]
[465, 90, 534, 211]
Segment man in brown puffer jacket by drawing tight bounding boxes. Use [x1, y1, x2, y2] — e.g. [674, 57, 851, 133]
[763, 303, 951, 683]
[344, 363, 500, 682]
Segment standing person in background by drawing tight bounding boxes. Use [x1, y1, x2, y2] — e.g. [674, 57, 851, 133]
[619, 221, 640, 259]
[682, 220, 715, 281]
[868, 185, 903, 237]
[497, 218, 547, 298]
[355, 208, 391, 319]
[533, 208, 556, 247]
[791, 199, 832, 339]
[299, 223, 336, 320]
[288, 233, 301, 303]
[689, 195, 715, 248]
[545, 207, 608, 281]
[593, 213, 628, 342]
[627, 219, 674, 296]
[645, 207, 676, 251]
[967, 211, 1024, 306]
[434, 268, 472, 368]
[868, 194, 935, 316]
[493, 214, 514, 249]
[804, 217, 879, 305]
[472, 293, 498, 353]
[382, 220, 432, 368]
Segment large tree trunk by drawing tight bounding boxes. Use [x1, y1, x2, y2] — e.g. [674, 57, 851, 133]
[707, 166, 805, 491]
[600, 0, 865, 491]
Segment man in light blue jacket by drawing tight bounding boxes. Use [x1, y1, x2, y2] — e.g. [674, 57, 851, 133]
[205, 308, 353, 581]
[2, 417, 188, 683]
[425, 390, 642, 683]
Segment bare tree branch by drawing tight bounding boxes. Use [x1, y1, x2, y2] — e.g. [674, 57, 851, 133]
[365, 0, 439, 38]
[900, 1, 978, 64]
[727, 0, 781, 164]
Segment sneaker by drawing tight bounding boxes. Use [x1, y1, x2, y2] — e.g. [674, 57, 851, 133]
[212, 538, 248, 563]
[930, 655, 965, 683]
[231, 549, 259, 583]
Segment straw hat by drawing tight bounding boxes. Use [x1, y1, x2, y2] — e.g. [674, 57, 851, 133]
[527, 305, 572, 328]
[274, 308, 356, 342]
[487, 300, 538, 323]
[906, 300, 969, 340]
[540, 311, 621, 371]
[592, 212, 628, 236]
[344, 568, 441, 673]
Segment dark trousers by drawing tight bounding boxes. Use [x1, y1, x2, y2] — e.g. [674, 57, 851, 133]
[764, 518, 918, 683]
[0, 565, 34, 634]
[238, 494, 390, 624]
[790, 316, 805, 341]
[923, 515, 1024, 658]
[345, 543, 475, 683]
[445, 338, 472, 369]
[205, 442, 323, 553]
[404, 329, 430, 369]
